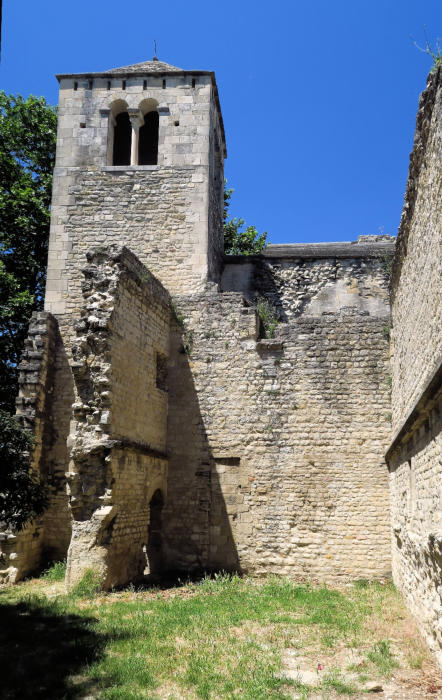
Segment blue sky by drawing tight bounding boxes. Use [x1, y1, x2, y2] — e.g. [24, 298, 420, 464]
[1, 0, 440, 244]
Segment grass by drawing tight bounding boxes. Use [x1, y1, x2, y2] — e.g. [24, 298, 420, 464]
[0, 574, 437, 699]
[321, 668, 357, 695]
[71, 568, 103, 598]
[366, 640, 399, 676]
[41, 559, 67, 582]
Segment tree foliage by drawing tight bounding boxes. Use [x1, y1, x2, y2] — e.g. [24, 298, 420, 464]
[223, 187, 267, 255]
[0, 92, 57, 412]
[0, 93, 55, 530]
[0, 410, 48, 530]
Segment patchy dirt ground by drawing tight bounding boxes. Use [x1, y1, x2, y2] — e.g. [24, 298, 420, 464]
[281, 646, 442, 699]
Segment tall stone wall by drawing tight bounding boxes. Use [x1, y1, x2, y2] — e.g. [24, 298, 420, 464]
[163, 243, 393, 581]
[390, 66, 442, 432]
[387, 65, 442, 667]
[65, 247, 170, 589]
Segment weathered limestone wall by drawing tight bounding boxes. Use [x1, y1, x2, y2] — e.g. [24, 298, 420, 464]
[47, 166, 209, 310]
[390, 66, 441, 432]
[111, 266, 169, 451]
[65, 247, 170, 589]
[0, 312, 58, 582]
[222, 237, 393, 317]
[389, 400, 442, 666]
[163, 247, 393, 580]
[388, 66, 442, 667]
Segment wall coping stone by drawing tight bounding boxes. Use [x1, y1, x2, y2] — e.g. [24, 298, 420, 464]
[262, 239, 396, 259]
[224, 237, 395, 263]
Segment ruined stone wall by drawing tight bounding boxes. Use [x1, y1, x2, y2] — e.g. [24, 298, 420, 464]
[65, 247, 170, 588]
[388, 66, 442, 667]
[0, 312, 58, 582]
[257, 255, 390, 321]
[163, 264, 392, 580]
[222, 240, 392, 317]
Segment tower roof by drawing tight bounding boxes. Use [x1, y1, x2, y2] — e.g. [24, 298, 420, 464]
[104, 59, 183, 75]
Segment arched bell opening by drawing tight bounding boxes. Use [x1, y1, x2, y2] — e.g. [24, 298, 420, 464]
[138, 98, 159, 165]
[112, 112, 131, 165]
[108, 99, 130, 166]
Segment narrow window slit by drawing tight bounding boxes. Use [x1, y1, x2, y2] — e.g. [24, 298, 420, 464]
[74, 81, 78, 91]
[162, 79, 166, 89]
[143, 80, 147, 90]
[192, 78, 196, 88]
[88, 79, 93, 90]
[107, 81, 111, 90]
[122, 80, 126, 90]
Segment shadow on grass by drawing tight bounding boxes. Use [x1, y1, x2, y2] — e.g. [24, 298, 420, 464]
[0, 596, 117, 699]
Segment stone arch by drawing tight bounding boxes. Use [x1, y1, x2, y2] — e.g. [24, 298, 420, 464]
[138, 98, 159, 165]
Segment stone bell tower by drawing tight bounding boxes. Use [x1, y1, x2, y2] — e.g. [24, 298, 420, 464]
[0, 57, 228, 587]
[45, 57, 227, 314]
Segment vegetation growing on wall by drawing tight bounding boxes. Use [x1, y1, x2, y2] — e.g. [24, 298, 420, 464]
[256, 296, 279, 338]
[411, 30, 442, 72]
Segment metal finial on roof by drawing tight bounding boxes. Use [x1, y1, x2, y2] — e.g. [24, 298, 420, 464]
[153, 40, 158, 61]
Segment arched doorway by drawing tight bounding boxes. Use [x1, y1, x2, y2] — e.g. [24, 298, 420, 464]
[145, 489, 164, 576]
